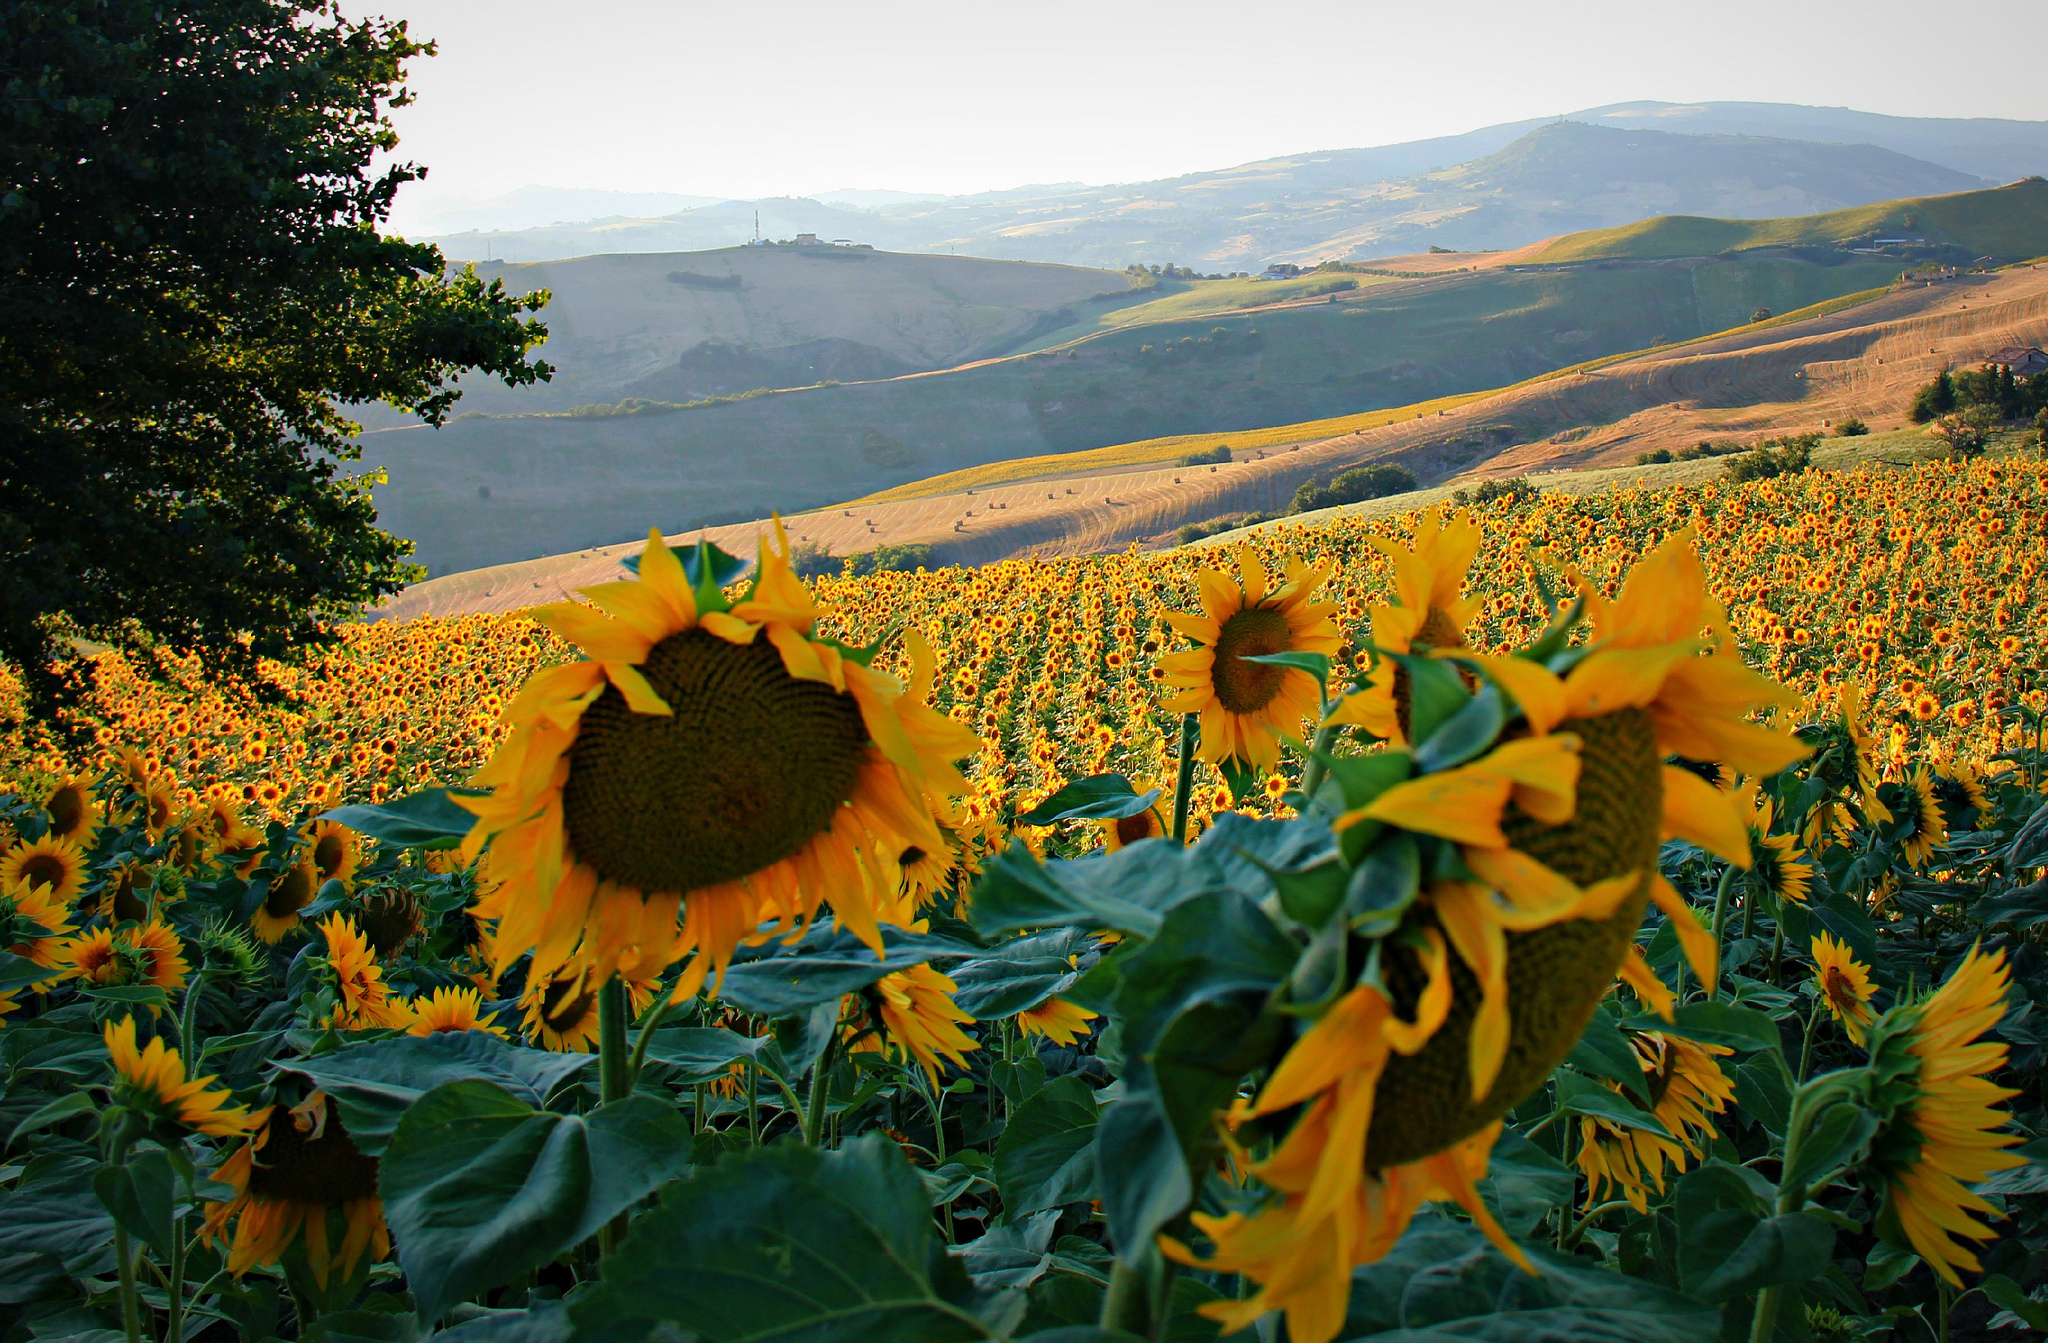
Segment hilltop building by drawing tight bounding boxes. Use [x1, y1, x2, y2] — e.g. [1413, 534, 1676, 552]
[1990, 346, 2048, 377]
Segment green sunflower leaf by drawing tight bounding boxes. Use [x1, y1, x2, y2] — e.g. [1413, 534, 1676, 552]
[995, 1073, 1102, 1217]
[569, 1133, 1006, 1343]
[1370, 648, 1470, 744]
[1413, 682, 1508, 773]
[380, 1080, 694, 1324]
[1241, 649, 1331, 686]
[947, 928, 1095, 1020]
[715, 922, 979, 1016]
[1552, 1069, 1673, 1138]
[320, 788, 484, 850]
[1016, 774, 1155, 826]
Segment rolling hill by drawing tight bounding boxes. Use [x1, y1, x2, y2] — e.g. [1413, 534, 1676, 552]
[403, 246, 1147, 415]
[1531, 177, 2048, 263]
[420, 102, 2048, 270]
[377, 255, 2048, 621]
[363, 242, 1912, 574]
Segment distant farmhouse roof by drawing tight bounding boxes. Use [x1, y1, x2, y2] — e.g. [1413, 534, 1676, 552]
[1990, 346, 2048, 377]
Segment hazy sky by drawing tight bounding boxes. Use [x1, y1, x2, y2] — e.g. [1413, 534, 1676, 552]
[381, 0, 2045, 216]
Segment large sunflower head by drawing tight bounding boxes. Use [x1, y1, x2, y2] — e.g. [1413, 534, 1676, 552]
[252, 856, 319, 945]
[1096, 778, 1170, 853]
[1860, 946, 2023, 1285]
[201, 1092, 389, 1289]
[0, 835, 89, 905]
[1157, 542, 1342, 773]
[406, 984, 508, 1038]
[312, 914, 413, 1032]
[1326, 508, 1482, 744]
[458, 523, 981, 1001]
[104, 1015, 257, 1137]
[301, 819, 362, 890]
[1895, 766, 1947, 871]
[851, 962, 978, 1080]
[43, 775, 102, 849]
[1576, 1030, 1735, 1213]
[0, 875, 76, 973]
[1810, 931, 1876, 1046]
[58, 919, 188, 1004]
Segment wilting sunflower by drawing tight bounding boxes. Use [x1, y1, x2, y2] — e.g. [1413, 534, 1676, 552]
[252, 857, 319, 944]
[1860, 946, 2024, 1285]
[406, 985, 508, 1038]
[1158, 543, 1342, 773]
[1172, 533, 1803, 1343]
[313, 914, 413, 1031]
[202, 1092, 389, 1289]
[1801, 683, 1892, 845]
[0, 835, 88, 905]
[58, 919, 188, 1002]
[354, 887, 424, 957]
[43, 775, 102, 848]
[456, 524, 981, 1001]
[854, 963, 978, 1080]
[1896, 766, 1947, 871]
[104, 1015, 257, 1137]
[1738, 780, 1812, 906]
[1576, 1031, 1736, 1213]
[1325, 508, 1482, 744]
[519, 969, 655, 1052]
[0, 875, 76, 977]
[301, 819, 362, 889]
[1811, 931, 1876, 1046]
[1016, 995, 1098, 1046]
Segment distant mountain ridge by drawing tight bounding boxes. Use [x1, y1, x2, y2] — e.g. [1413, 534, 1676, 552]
[419, 101, 2048, 268]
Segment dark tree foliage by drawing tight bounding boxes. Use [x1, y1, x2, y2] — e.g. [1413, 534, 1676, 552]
[0, 0, 551, 703]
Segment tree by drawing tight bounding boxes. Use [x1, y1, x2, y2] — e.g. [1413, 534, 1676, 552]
[1, 1, 551, 705]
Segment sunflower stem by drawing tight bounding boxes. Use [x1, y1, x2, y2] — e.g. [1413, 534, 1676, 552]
[623, 988, 682, 1090]
[178, 970, 207, 1060]
[596, 975, 631, 1258]
[803, 1034, 836, 1148]
[1708, 866, 1739, 1001]
[165, 1226, 187, 1343]
[1749, 1082, 1825, 1343]
[747, 1060, 761, 1144]
[1560, 1199, 1638, 1252]
[114, 1226, 146, 1343]
[1101, 1257, 1154, 1337]
[1797, 1001, 1823, 1082]
[1170, 714, 1199, 844]
[1767, 914, 1786, 983]
[1297, 719, 1342, 803]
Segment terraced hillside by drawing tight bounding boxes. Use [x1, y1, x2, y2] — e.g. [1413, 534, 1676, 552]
[378, 258, 2048, 620]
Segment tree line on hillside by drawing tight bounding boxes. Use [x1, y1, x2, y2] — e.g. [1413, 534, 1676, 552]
[1908, 365, 2048, 458]
[1175, 463, 1418, 545]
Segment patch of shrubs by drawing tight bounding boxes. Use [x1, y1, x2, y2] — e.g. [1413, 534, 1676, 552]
[1833, 418, 1869, 437]
[1633, 441, 1744, 465]
[1450, 476, 1539, 508]
[1174, 511, 1281, 545]
[1724, 434, 1818, 482]
[1289, 464, 1419, 515]
[789, 541, 937, 578]
[1176, 444, 1233, 468]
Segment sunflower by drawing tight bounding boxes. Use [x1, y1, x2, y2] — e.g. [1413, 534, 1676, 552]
[1811, 931, 1876, 1046]
[1097, 779, 1170, 853]
[139, 776, 178, 842]
[855, 963, 978, 1080]
[0, 835, 88, 904]
[302, 819, 362, 890]
[406, 985, 508, 1038]
[200, 797, 266, 870]
[1157, 542, 1342, 773]
[0, 875, 76, 976]
[1896, 766, 1947, 871]
[1930, 759, 1991, 831]
[1802, 683, 1893, 846]
[897, 833, 958, 906]
[1576, 1031, 1736, 1214]
[1165, 965, 1526, 1343]
[252, 857, 318, 944]
[202, 1092, 389, 1289]
[43, 775, 101, 848]
[104, 1015, 257, 1137]
[457, 523, 981, 1002]
[1861, 946, 2024, 1285]
[58, 919, 188, 1002]
[313, 914, 413, 1031]
[1738, 781, 1812, 906]
[354, 887, 423, 957]
[1325, 509, 1482, 744]
[1016, 995, 1098, 1046]
[519, 969, 655, 1052]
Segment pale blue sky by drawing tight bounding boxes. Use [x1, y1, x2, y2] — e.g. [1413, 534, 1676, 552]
[381, 0, 2045, 222]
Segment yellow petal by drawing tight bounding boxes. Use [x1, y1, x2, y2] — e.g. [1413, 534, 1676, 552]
[532, 602, 654, 664]
[1650, 874, 1718, 990]
[1456, 654, 1567, 735]
[602, 663, 673, 716]
[1661, 765, 1751, 865]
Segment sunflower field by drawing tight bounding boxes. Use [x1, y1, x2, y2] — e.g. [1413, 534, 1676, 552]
[0, 454, 2045, 1343]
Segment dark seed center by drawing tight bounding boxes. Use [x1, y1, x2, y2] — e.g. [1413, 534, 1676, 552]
[559, 629, 871, 893]
[247, 1108, 379, 1204]
[1210, 607, 1293, 715]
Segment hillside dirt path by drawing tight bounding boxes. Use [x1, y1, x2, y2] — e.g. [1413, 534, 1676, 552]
[377, 264, 2048, 621]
